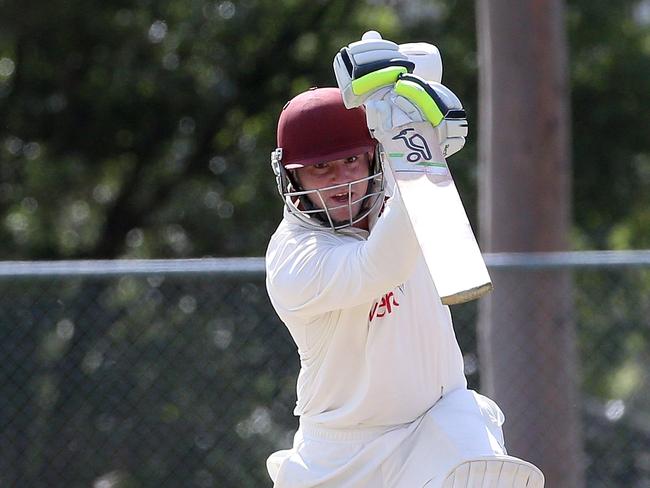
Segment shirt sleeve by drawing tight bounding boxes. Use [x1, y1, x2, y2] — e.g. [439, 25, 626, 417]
[266, 191, 420, 317]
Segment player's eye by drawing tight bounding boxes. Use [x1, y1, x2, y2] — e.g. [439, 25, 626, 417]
[313, 162, 329, 169]
[345, 156, 358, 164]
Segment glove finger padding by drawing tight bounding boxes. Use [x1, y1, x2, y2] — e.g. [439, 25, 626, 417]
[393, 75, 467, 158]
[334, 31, 415, 109]
[394, 75, 465, 126]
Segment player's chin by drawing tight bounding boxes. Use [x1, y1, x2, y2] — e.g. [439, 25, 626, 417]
[327, 204, 363, 224]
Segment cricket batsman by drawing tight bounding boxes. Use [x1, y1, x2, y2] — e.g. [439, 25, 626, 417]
[264, 32, 544, 488]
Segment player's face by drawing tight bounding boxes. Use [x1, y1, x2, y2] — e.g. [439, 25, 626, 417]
[295, 152, 372, 224]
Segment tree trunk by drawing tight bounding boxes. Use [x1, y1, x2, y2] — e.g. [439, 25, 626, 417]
[475, 1, 584, 486]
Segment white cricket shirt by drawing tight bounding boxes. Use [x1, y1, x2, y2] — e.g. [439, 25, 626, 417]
[266, 192, 467, 430]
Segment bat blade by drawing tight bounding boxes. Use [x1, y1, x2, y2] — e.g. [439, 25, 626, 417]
[381, 122, 492, 304]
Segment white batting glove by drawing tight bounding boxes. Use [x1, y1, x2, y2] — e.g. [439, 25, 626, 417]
[334, 31, 415, 109]
[366, 75, 468, 158]
[335, 31, 467, 158]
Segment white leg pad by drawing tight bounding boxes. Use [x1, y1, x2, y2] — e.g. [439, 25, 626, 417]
[440, 455, 544, 488]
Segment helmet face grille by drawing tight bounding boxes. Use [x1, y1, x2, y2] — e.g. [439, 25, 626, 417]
[285, 172, 384, 230]
[271, 149, 385, 231]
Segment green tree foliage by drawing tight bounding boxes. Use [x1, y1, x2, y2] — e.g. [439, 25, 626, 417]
[1, 0, 649, 486]
[568, 0, 650, 249]
[0, 1, 648, 258]
[0, 0, 479, 259]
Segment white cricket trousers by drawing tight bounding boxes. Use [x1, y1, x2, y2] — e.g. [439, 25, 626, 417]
[267, 388, 507, 488]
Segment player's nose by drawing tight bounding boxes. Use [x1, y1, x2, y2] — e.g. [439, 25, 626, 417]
[330, 160, 354, 184]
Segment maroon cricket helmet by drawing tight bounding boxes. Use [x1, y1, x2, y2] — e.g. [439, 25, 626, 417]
[276, 87, 377, 170]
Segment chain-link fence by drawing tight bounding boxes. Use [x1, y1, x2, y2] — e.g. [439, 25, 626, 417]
[1, 253, 649, 487]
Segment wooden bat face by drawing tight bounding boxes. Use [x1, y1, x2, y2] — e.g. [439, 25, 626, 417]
[380, 121, 492, 304]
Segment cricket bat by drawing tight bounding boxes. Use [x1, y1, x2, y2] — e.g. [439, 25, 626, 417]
[380, 120, 492, 305]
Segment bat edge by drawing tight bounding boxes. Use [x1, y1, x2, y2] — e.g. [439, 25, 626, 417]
[440, 282, 493, 305]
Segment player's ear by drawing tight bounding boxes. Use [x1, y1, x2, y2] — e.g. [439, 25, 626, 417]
[289, 169, 302, 190]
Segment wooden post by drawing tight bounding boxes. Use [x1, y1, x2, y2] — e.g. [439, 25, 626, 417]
[475, 1, 584, 486]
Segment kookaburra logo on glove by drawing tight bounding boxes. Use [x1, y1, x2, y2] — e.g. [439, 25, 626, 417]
[392, 128, 432, 163]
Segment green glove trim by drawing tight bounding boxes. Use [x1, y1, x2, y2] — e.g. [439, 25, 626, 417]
[394, 79, 445, 126]
[351, 66, 408, 96]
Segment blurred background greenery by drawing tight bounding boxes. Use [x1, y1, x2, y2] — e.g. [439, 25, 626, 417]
[1, 0, 648, 260]
[1, 0, 650, 487]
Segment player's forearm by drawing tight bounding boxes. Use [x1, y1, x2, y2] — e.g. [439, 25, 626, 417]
[363, 189, 419, 285]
